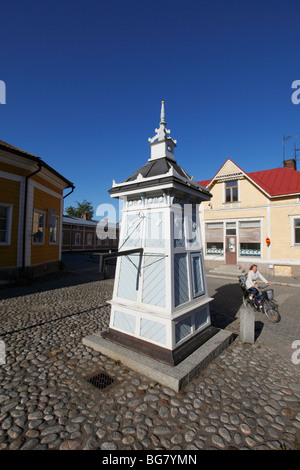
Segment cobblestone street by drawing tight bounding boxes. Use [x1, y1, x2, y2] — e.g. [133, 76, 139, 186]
[0, 254, 299, 450]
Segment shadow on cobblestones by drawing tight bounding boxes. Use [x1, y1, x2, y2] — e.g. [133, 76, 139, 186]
[0, 253, 112, 301]
[209, 282, 242, 329]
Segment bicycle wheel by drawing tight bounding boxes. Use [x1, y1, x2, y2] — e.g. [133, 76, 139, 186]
[263, 300, 281, 323]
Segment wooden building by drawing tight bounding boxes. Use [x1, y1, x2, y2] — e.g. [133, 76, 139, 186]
[62, 215, 119, 252]
[0, 139, 74, 279]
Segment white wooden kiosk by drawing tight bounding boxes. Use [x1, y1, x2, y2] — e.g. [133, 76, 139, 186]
[83, 103, 234, 388]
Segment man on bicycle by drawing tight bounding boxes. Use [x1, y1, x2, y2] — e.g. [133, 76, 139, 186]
[246, 264, 271, 308]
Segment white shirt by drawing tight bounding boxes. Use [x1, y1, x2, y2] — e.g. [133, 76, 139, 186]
[246, 269, 268, 289]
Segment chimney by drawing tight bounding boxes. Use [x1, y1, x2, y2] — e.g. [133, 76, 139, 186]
[82, 213, 87, 219]
[284, 159, 297, 170]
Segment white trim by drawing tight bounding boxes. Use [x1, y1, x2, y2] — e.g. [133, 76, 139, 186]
[74, 232, 81, 246]
[222, 178, 240, 205]
[289, 215, 300, 249]
[0, 170, 24, 183]
[0, 171, 26, 267]
[204, 217, 264, 261]
[32, 209, 46, 245]
[0, 203, 13, 245]
[31, 179, 63, 199]
[205, 200, 299, 215]
[0, 151, 71, 190]
[49, 215, 59, 245]
[207, 158, 300, 199]
[267, 201, 271, 260]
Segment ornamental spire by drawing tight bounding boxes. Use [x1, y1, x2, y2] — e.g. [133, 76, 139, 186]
[148, 101, 177, 161]
[160, 100, 166, 125]
[148, 100, 174, 144]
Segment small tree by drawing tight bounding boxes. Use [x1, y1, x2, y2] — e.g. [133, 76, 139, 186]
[65, 199, 94, 220]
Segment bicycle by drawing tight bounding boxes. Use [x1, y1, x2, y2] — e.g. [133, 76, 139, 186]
[238, 275, 281, 323]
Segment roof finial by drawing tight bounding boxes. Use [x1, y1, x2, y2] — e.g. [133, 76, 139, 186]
[148, 100, 175, 145]
[160, 100, 166, 125]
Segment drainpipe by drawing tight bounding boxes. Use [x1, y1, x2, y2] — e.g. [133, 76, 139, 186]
[22, 161, 42, 270]
[63, 185, 75, 252]
[63, 185, 75, 199]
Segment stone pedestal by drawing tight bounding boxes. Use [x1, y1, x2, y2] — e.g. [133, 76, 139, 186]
[240, 307, 255, 344]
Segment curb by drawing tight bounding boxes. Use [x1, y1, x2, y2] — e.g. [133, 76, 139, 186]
[206, 273, 300, 288]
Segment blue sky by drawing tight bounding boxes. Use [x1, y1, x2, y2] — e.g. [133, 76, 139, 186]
[1, 0, 300, 222]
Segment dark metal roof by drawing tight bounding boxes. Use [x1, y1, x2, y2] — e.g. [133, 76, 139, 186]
[0, 139, 74, 189]
[124, 157, 192, 182]
[109, 157, 211, 198]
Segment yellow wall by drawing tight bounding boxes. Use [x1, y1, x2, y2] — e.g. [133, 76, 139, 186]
[217, 159, 241, 175]
[1, 155, 69, 272]
[0, 177, 20, 267]
[202, 168, 300, 264]
[31, 186, 61, 265]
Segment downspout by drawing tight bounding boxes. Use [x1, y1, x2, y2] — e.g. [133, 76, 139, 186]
[63, 185, 75, 199]
[22, 160, 42, 270]
[63, 185, 75, 252]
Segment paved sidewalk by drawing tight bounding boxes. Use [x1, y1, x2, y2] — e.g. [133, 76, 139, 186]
[0, 254, 299, 450]
[207, 273, 300, 364]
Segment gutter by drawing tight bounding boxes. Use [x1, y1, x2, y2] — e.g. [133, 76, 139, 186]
[63, 185, 75, 251]
[63, 185, 75, 199]
[22, 160, 42, 269]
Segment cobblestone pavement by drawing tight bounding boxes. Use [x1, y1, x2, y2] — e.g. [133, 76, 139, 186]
[0, 255, 299, 450]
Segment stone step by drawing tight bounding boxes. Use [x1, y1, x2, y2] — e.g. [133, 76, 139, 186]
[208, 264, 246, 275]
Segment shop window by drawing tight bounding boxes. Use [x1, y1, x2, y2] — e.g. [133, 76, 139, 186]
[206, 242, 224, 255]
[226, 221, 236, 235]
[32, 210, 45, 244]
[239, 220, 261, 256]
[205, 222, 224, 255]
[0, 205, 12, 245]
[225, 180, 238, 202]
[240, 243, 261, 257]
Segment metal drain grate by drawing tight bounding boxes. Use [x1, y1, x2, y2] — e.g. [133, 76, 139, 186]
[87, 371, 114, 390]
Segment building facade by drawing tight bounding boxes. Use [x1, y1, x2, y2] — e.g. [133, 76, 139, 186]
[62, 215, 119, 252]
[0, 139, 74, 279]
[198, 158, 300, 277]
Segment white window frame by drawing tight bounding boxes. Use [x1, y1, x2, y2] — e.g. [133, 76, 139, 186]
[0, 204, 13, 245]
[290, 215, 300, 249]
[75, 232, 81, 246]
[238, 219, 262, 258]
[190, 252, 205, 298]
[223, 179, 241, 204]
[32, 209, 46, 245]
[49, 215, 59, 245]
[205, 221, 225, 257]
[87, 232, 93, 245]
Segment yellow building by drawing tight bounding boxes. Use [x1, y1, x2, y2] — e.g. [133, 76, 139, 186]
[0, 140, 74, 279]
[198, 158, 300, 277]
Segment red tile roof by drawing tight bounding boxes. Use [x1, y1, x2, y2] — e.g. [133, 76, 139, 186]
[198, 165, 300, 197]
